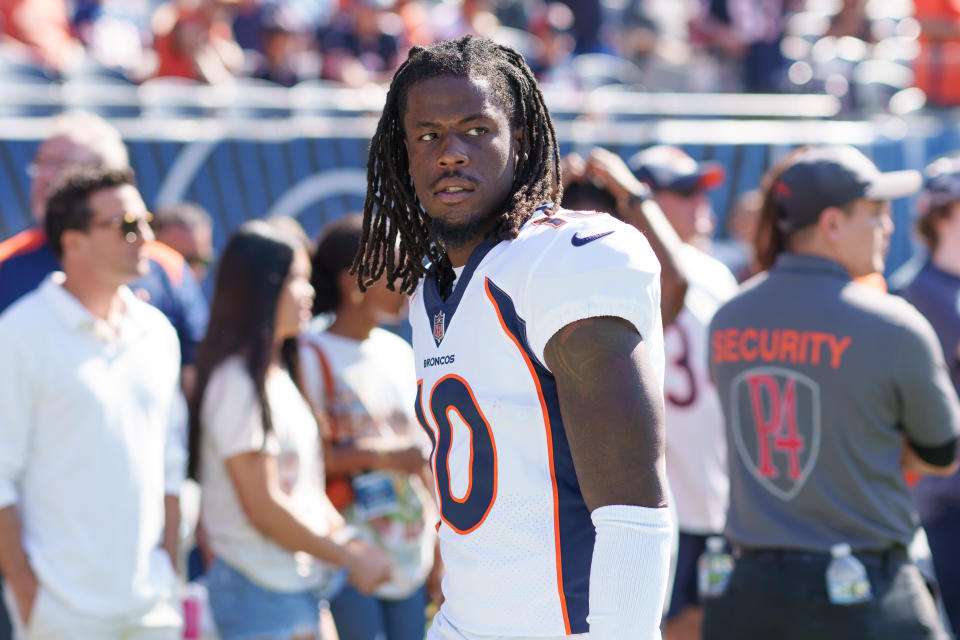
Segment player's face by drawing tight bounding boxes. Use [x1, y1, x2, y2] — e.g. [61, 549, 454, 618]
[835, 198, 893, 277]
[403, 74, 520, 262]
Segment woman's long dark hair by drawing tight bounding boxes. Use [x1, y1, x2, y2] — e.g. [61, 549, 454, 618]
[311, 213, 365, 315]
[187, 221, 306, 480]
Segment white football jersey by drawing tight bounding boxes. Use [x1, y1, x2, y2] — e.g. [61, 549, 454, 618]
[663, 245, 738, 534]
[411, 205, 664, 637]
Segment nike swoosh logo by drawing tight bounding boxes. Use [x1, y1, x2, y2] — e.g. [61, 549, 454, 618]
[571, 230, 615, 246]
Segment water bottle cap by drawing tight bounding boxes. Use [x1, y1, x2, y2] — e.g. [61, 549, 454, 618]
[830, 543, 852, 557]
[707, 536, 725, 552]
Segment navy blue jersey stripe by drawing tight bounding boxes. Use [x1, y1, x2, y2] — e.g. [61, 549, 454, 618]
[485, 278, 594, 634]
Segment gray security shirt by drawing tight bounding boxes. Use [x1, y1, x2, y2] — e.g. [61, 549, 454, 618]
[709, 254, 960, 552]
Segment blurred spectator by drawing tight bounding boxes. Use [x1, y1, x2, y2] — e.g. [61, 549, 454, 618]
[0, 168, 184, 638]
[151, 0, 244, 84]
[188, 220, 391, 640]
[629, 144, 724, 253]
[525, 2, 576, 80]
[893, 154, 960, 635]
[557, 0, 603, 54]
[153, 202, 215, 283]
[72, 0, 150, 77]
[689, 0, 790, 92]
[301, 213, 437, 640]
[597, 145, 736, 640]
[249, 3, 321, 86]
[0, 0, 84, 72]
[0, 111, 209, 392]
[319, 0, 403, 87]
[393, 0, 432, 47]
[429, 0, 500, 43]
[913, 0, 960, 107]
[712, 188, 762, 281]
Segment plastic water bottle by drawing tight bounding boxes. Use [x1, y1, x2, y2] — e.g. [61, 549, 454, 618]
[697, 536, 734, 599]
[826, 543, 872, 605]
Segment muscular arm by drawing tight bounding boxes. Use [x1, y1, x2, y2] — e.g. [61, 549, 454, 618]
[0, 505, 37, 624]
[544, 316, 671, 639]
[543, 316, 667, 510]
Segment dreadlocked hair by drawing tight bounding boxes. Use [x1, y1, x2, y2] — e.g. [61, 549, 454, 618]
[353, 35, 562, 294]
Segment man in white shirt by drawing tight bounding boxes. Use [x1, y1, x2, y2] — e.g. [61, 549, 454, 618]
[0, 168, 184, 639]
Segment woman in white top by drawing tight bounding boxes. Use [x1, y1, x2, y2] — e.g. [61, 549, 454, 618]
[187, 221, 391, 640]
[301, 214, 439, 640]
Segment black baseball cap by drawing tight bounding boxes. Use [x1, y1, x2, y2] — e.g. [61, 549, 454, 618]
[774, 146, 920, 232]
[628, 145, 725, 195]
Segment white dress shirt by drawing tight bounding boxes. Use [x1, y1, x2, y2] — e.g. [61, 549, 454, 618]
[0, 272, 184, 617]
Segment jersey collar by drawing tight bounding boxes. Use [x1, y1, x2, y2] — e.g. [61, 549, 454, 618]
[423, 238, 497, 346]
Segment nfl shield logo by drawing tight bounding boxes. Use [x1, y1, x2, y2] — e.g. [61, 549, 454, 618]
[433, 311, 446, 346]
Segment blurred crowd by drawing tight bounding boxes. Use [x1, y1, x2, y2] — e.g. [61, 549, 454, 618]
[0, 0, 956, 111]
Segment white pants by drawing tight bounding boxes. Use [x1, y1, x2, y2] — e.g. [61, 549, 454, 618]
[4, 583, 182, 640]
[427, 609, 588, 640]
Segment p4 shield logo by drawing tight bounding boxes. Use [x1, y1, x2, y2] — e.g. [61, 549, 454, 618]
[730, 367, 821, 501]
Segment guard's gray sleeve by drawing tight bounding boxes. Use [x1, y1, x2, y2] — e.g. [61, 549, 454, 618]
[894, 309, 960, 454]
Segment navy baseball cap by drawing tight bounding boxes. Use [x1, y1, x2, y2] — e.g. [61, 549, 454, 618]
[918, 154, 960, 215]
[628, 145, 725, 195]
[774, 146, 921, 232]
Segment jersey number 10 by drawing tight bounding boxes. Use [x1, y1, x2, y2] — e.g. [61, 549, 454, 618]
[416, 375, 498, 535]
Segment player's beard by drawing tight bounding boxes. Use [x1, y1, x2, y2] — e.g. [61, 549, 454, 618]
[430, 213, 497, 253]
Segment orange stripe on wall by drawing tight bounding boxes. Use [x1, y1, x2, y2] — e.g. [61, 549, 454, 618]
[143, 241, 186, 287]
[0, 228, 47, 269]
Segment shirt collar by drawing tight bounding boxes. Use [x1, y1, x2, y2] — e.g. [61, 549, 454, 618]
[40, 272, 149, 341]
[772, 253, 852, 282]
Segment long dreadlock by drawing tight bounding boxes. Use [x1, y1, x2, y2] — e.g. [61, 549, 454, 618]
[353, 36, 562, 294]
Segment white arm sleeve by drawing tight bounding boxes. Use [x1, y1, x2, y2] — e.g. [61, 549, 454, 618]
[588, 504, 674, 640]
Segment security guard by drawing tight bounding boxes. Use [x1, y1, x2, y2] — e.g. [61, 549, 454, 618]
[704, 146, 960, 639]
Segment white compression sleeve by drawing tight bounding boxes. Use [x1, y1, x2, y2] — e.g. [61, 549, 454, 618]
[588, 504, 674, 640]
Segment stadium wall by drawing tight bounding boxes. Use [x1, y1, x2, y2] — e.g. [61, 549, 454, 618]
[1, 115, 956, 274]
